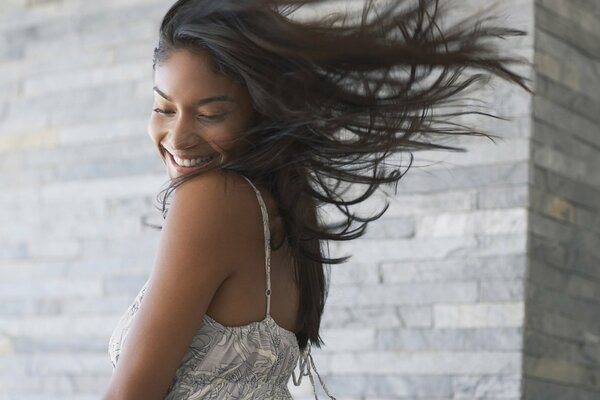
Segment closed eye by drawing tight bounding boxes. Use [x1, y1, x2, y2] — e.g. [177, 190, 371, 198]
[152, 108, 225, 122]
[153, 108, 173, 115]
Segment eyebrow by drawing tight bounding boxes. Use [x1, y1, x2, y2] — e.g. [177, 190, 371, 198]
[153, 86, 235, 106]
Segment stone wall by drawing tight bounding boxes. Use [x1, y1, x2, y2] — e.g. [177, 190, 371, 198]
[311, 0, 534, 398]
[0, 1, 170, 398]
[522, 0, 600, 398]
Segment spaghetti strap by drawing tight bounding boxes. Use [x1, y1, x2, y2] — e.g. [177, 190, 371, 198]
[241, 175, 336, 400]
[240, 175, 272, 318]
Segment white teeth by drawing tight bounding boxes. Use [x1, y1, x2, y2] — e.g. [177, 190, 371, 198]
[172, 154, 214, 168]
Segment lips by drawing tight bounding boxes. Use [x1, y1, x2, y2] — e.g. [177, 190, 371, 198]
[173, 153, 214, 167]
[163, 147, 216, 173]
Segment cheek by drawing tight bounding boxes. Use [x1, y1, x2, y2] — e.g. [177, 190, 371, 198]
[206, 125, 242, 151]
[147, 116, 163, 144]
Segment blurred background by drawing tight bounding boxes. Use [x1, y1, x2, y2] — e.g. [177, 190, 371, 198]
[0, 0, 598, 399]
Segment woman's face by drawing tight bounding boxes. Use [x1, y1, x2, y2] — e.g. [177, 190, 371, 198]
[148, 49, 255, 179]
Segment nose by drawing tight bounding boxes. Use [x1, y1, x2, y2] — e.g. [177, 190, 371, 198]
[167, 112, 202, 150]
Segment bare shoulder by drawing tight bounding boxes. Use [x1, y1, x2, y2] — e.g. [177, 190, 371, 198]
[102, 169, 263, 399]
[173, 169, 254, 209]
[171, 169, 260, 229]
[167, 169, 265, 263]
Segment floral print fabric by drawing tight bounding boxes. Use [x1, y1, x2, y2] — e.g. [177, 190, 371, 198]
[108, 279, 301, 399]
[107, 175, 335, 399]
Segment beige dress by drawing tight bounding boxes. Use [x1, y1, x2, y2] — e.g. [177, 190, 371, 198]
[108, 175, 336, 399]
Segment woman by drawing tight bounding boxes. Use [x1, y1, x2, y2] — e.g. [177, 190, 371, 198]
[104, 0, 530, 398]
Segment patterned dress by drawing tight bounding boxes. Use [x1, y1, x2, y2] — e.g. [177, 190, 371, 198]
[108, 175, 336, 399]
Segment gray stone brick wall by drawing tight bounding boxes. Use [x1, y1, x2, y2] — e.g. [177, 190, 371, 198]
[307, 0, 534, 398]
[521, 0, 600, 399]
[0, 1, 170, 398]
[0, 0, 596, 399]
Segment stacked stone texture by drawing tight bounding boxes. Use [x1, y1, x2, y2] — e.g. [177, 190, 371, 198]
[521, 0, 600, 399]
[0, 1, 171, 399]
[0, 0, 597, 399]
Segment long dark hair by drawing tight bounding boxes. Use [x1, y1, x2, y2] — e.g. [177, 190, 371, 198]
[148, 0, 531, 351]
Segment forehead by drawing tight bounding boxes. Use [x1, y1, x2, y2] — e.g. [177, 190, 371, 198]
[153, 49, 239, 100]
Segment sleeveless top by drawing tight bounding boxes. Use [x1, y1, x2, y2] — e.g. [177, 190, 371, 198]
[108, 175, 336, 399]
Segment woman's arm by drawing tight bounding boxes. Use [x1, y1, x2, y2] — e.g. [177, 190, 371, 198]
[102, 170, 247, 400]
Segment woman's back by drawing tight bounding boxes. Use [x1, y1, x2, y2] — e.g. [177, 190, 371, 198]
[108, 173, 304, 398]
[204, 175, 300, 334]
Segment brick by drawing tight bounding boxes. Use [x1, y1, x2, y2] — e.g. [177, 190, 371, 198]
[533, 145, 589, 185]
[434, 302, 525, 328]
[60, 296, 132, 316]
[415, 208, 527, 238]
[524, 329, 600, 367]
[527, 259, 571, 290]
[575, 207, 600, 236]
[531, 166, 600, 210]
[477, 184, 529, 209]
[23, 60, 150, 98]
[414, 137, 530, 171]
[114, 40, 157, 64]
[330, 262, 380, 285]
[376, 188, 477, 217]
[333, 233, 527, 268]
[330, 236, 478, 264]
[523, 377, 600, 400]
[535, 3, 600, 58]
[323, 374, 453, 398]
[320, 328, 375, 351]
[381, 255, 526, 283]
[361, 216, 415, 239]
[40, 173, 165, 201]
[0, 138, 156, 171]
[535, 75, 600, 126]
[529, 211, 575, 243]
[325, 351, 522, 375]
[529, 234, 567, 269]
[395, 161, 529, 193]
[0, 334, 14, 354]
[479, 279, 525, 302]
[0, 241, 28, 260]
[530, 187, 577, 224]
[102, 274, 148, 296]
[523, 354, 600, 388]
[376, 327, 523, 351]
[327, 281, 478, 307]
[27, 239, 80, 260]
[68, 375, 109, 394]
[29, 353, 109, 374]
[0, 113, 49, 140]
[526, 308, 595, 344]
[527, 281, 600, 327]
[532, 121, 596, 160]
[0, 316, 121, 338]
[533, 97, 600, 148]
[0, 299, 36, 316]
[47, 82, 150, 126]
[452, 374, 521, 399]
[12, 335, 110, 353]
[566, 275, 600, 302]
[58, 117, 150, 146]
[0, 278, 101, 299]
[395, 305, 433, 328]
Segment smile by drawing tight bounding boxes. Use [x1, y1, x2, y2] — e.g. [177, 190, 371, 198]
[163, 148, 216, 171]
[172, 153, 214, 167]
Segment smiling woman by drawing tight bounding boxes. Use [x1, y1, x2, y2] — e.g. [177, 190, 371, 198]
[103, 0, 530, 399]
[148, 49, 256, 179]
